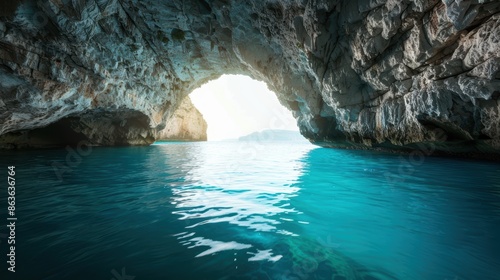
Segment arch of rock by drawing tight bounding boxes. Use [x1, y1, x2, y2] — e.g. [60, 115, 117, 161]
[0, 0, 499, 159]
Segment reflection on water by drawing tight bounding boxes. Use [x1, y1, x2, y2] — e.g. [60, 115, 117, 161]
[167, 142, 310, 263]
[0, 142, 499, 280]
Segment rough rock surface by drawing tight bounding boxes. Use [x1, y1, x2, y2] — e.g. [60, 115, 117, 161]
[0, 0, 499, 158]
[156, 96, 207, 141]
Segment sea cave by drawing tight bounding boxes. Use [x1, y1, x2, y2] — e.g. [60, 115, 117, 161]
[0, 0, 499, 279]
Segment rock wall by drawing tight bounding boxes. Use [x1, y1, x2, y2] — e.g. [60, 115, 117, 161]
[0, 0, 499, 158]
[156, 96, 207, 141]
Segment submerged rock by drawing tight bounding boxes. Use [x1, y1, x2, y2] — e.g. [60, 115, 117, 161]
[0, 0, 499, 158]
[279, 235, 397, 280]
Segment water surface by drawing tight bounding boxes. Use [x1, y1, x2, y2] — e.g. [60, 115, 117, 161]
[0, 141, 499, 279]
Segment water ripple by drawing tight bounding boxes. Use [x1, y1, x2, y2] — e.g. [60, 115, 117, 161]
[1, 142, 499, 280]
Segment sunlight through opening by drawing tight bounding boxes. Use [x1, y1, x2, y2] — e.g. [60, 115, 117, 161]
[189, 75, 301, 141]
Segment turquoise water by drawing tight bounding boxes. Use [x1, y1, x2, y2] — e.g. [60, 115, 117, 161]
[0, 141, 499, 280]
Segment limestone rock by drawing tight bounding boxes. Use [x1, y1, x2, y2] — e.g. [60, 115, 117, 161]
[0, 0, 499, 159]
[156, 96, 207, 141]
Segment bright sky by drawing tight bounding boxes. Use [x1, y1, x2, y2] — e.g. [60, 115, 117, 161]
[189, 75, 299, 141]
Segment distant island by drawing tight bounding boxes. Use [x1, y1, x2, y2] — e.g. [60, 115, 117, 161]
[238, 129, 308, 142]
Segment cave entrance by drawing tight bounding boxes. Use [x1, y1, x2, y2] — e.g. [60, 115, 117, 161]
[189, 75, 302, 141]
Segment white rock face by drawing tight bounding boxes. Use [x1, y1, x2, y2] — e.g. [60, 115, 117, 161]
[0, 0, 499, 158]
[156, 96, 207, 141]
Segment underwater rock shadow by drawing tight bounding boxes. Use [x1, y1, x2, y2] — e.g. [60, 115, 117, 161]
[223, 235, 398, 280]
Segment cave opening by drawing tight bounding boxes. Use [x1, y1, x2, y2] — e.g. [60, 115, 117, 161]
[188, 74, 302, 141]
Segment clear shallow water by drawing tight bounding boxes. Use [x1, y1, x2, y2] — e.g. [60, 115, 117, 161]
[0, 141, 499, 280]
